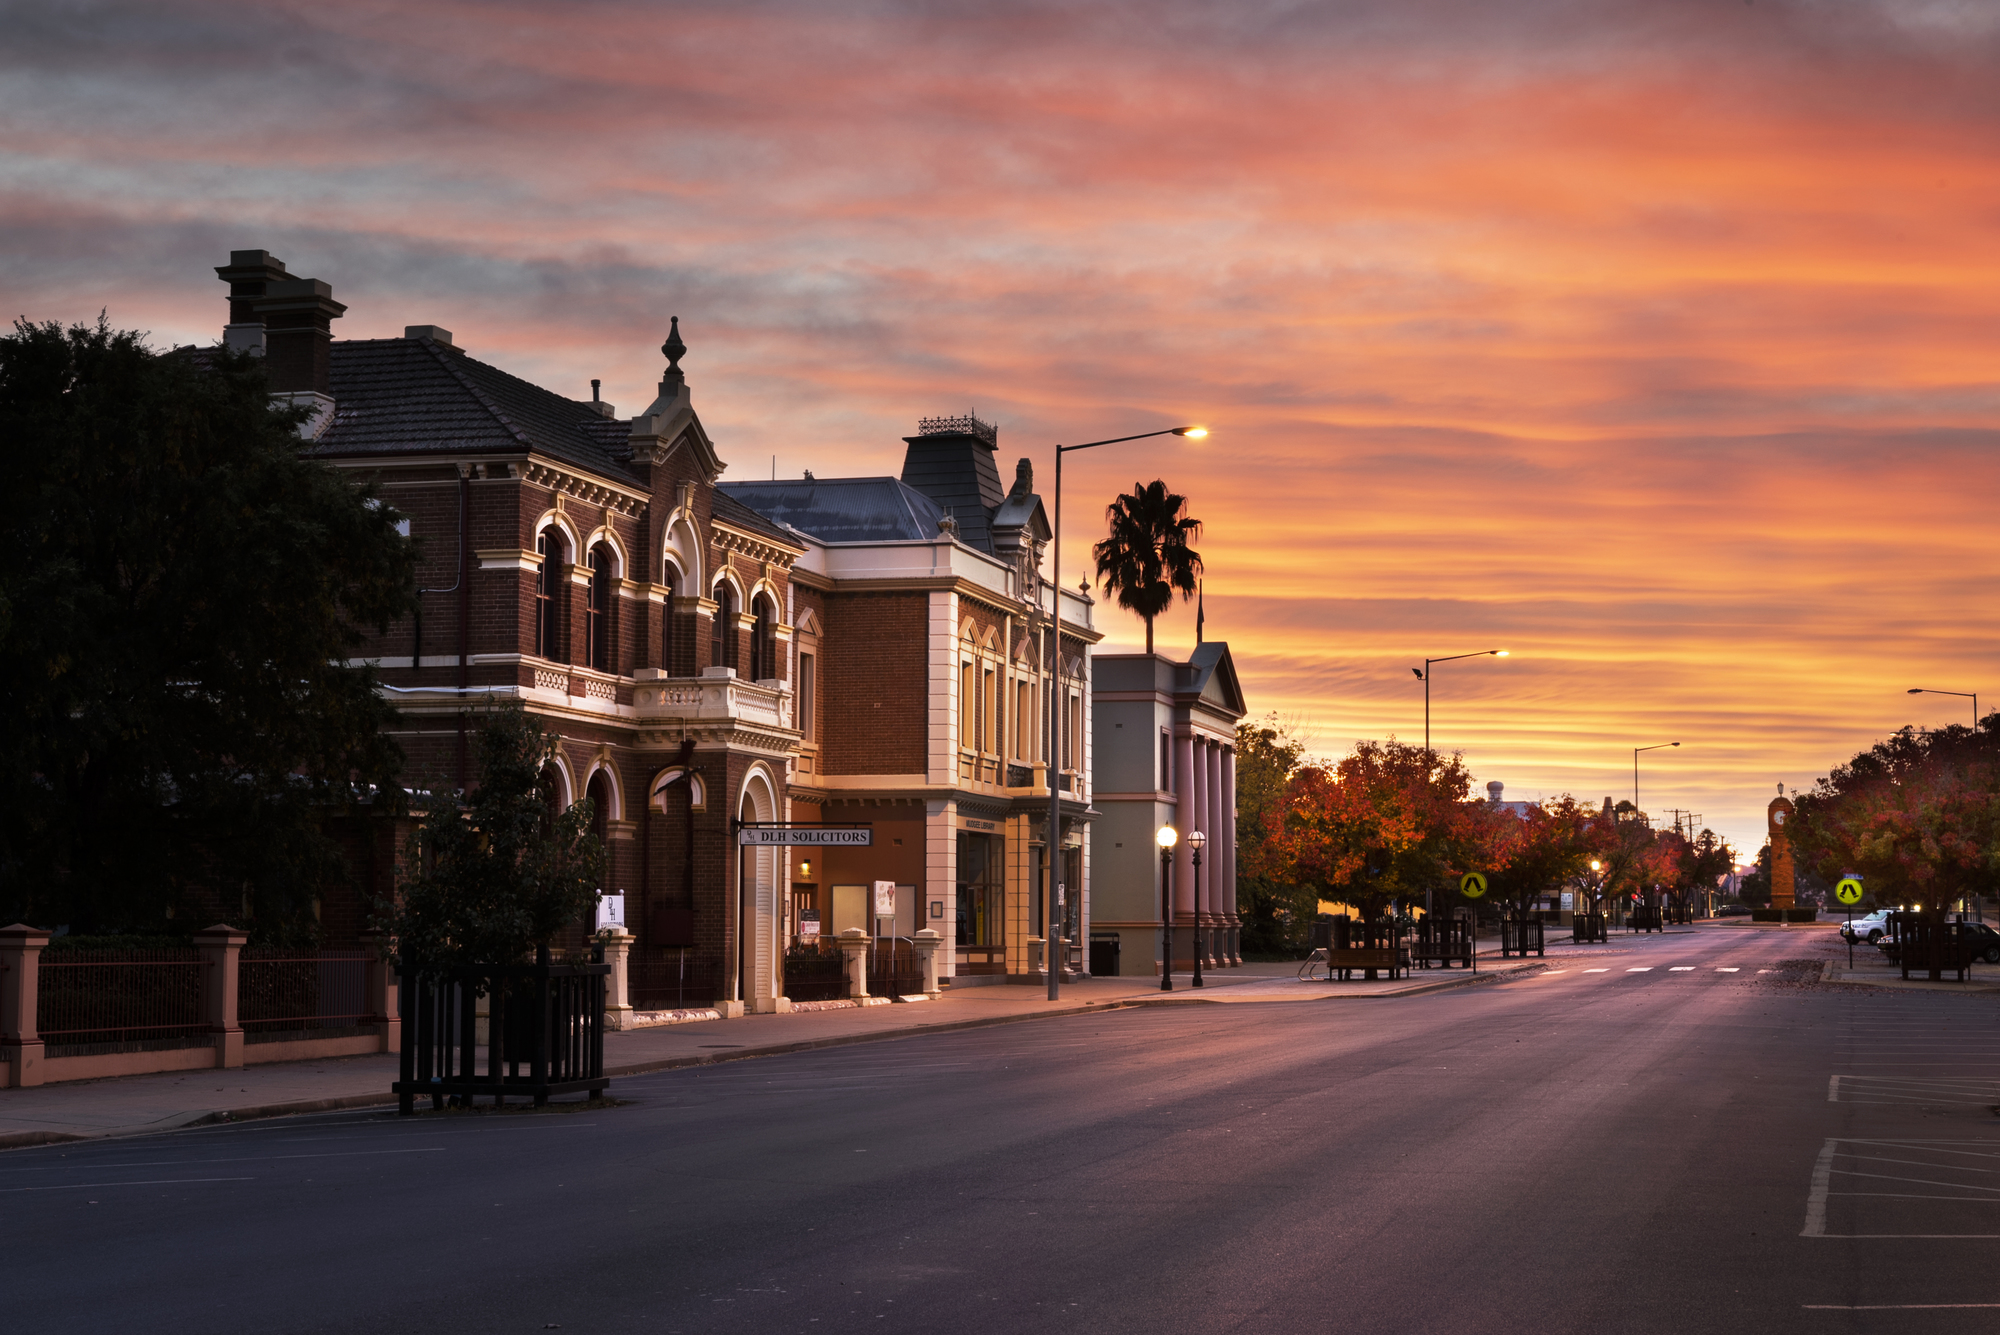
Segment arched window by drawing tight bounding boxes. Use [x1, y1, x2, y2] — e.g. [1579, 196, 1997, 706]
[662, 561, 681, 675]
[712, 580, 736, 669]
[535, 528, 568, 661]
[587, 543, 615, 672]
[749, 594, 775, 681]
[585, 770, 612, 890]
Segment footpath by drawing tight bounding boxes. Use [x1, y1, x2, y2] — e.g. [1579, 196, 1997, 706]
[0, 953, 1539, 1149]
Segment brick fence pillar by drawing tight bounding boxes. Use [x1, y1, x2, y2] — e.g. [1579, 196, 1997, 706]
[598, 928, 634, 1030]
[194, 924, 247, 1069]
[0, 924, 50, 1088]
[911, 928, 942, 998]
[359, 932, 400, 1054]
[836, 928, 871, 1000]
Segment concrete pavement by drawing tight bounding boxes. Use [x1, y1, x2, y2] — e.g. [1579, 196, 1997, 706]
[0, 953, 1538, 1149]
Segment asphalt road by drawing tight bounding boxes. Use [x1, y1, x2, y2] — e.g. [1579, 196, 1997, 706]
[8, 928, 1999, 1334]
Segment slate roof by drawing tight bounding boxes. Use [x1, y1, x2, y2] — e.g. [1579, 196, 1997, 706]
[719, 477, 947, 544]
[709, 486, 806, 547]
[309, 337, 638, 484]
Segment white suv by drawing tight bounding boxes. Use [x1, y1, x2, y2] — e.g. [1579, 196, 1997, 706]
[1839, 909, 1891, 944]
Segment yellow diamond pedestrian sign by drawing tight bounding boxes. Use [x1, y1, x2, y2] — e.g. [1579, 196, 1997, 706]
[1460, 871, 1488, 898]
[1835, 876, 1864, 905]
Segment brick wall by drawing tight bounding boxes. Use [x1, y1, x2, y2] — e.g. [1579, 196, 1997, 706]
[821, 591, 928, 775]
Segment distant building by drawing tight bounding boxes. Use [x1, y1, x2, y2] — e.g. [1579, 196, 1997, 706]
[1089, 643, 1246, 976]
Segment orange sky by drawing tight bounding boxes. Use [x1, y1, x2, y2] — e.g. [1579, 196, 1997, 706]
[7, 0, 2000, 857]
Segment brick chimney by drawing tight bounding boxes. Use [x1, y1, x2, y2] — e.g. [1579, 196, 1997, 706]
[214, 250, 290, 356]
[214, 249, 345, 436]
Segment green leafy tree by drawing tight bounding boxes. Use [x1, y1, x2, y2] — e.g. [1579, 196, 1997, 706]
[0, 319, 415, 936]
[1233, 714, 1309, 952]
[378, 704, 603, 974]
[1092, 480, 1201, 654]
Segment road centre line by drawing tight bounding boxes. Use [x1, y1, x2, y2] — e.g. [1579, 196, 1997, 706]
[1669, 966, 1695, 971]
[0, 1148, 446, 1175]
[1, 1177, 255, 1193]
[1583, 968, 1609, 973]
[1717, 968, 1739, 972]
[1627, 967, 1653, 972]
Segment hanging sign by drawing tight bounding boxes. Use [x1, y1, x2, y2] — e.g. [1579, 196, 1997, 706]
[738, 826, 872, 846]
[1459, 872, 1488, 898]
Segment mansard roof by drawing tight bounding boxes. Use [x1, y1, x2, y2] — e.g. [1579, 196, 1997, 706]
[309, 336, 640, 484]
[719, 477, 947, 543]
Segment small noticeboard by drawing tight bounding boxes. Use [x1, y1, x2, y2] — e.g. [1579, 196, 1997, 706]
[1459, 872, 1488, 898]
[798, 910, 820, 942]
[594, 892, 626, 932]
[873, 881, 896, 918]
[1835, 876, 1865, 905]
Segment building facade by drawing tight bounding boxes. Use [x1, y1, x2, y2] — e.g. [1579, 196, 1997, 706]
[724, 417, 1100, 982]
[210, 250, 1093, 1002]
[1089, 644, 1245, 976]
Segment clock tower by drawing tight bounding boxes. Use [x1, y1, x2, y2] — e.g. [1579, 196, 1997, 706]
[1767, 786, 1796, 910]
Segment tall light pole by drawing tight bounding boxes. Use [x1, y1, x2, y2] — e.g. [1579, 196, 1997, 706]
[1156, 824, 1178, 992]
[1045, 425, 1207, 1002]
[1908, 687, 1978, 728]
[1412, 650, 1508, 759]
[1634, 741, 1680, 813]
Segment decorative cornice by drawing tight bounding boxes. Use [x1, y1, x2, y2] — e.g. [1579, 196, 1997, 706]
[522, 457, 648, 516]
[713, 519, 802, 568]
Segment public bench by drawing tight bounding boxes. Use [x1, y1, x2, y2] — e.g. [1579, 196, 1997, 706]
[1325, 946, 1405, 981]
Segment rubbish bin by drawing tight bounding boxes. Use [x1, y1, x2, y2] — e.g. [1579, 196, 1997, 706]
[1089, 937, 1121, 977]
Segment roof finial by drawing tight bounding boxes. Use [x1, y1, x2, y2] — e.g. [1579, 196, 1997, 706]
[661, 316, 686, 372]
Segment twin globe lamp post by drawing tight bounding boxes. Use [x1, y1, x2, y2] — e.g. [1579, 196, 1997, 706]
[1153, 824, 1207, 991]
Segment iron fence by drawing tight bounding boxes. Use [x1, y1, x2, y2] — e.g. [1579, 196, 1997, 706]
[395, 962, 608, 1112]
[239, 949, 372, 1040]
[866, 940, 923, 998]
[782, 943, 846, 1002]
[630, 947, 724, 1011]
[36, 948, 207, 1057]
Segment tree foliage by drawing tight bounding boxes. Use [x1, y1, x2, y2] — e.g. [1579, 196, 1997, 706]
[1232, 714, 1309, 951]
[377, 705, 603, 975]
[0, 319, 416, 936]
[1792, 719, 2000, 912]
[1091, 479, 1201, 654]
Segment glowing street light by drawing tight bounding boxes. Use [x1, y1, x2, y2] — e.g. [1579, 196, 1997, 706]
[1156, 825, 1179, 993]
[1187, 830, 1208, 989]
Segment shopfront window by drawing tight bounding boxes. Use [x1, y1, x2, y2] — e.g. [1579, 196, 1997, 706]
[956, 831, 1001, 947]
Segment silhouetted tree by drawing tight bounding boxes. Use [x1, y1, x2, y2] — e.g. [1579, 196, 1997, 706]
[1092, 480, 1201, 654]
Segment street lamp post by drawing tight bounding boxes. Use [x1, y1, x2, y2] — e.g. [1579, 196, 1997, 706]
[1907, 687, 1978, 728]
[1156, 825, 1178, 992]
[1187, 830, 1207, 989]
[1412, 650, 1509, 759]
[1044, 425, 1206, 1002]
[1633, 741, 1680, 813]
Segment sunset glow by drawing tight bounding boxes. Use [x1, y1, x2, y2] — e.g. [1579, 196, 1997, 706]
[7, 0, 1999, 855]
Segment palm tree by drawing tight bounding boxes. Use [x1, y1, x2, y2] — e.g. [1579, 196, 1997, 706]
[1092, 480, 1203, 654]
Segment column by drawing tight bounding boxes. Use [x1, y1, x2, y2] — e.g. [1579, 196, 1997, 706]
[1193, 738, 1213, 966]
[1223, 746, 1241, 964]
[1174, 730, 1196, 969]
[1208, 739, 1224, 959]
[598, 928, 635, 1030]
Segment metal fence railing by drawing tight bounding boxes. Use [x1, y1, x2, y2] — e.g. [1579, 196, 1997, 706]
[630, 948, 724, 1011]
[36, 948, 207, 1056]
[238, 950, 372, 1040]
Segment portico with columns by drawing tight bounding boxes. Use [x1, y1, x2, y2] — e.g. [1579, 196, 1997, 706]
[1088, 642, 1247, 976]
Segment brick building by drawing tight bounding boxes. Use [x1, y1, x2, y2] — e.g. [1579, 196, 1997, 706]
[723, 416, 1101, 982]
[211, 250, 1094, 1000]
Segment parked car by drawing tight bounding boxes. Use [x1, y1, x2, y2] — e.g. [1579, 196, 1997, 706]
[1840, 910, 1892, 944]
[1875, 919, 2000, 964]
[1714, 904, 1753, 918]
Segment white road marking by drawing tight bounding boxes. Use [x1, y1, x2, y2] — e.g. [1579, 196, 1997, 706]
[1583, 968, 1609, 973]
[1669, 966, 1694, 971]
[1, 1177, 255, 1193]
[1805, 1305, 2000, 1310]
[1716, 967, 1739, 972]
[1803, 1138, 1835, 1236]
[1627, 967, 1653, 973]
